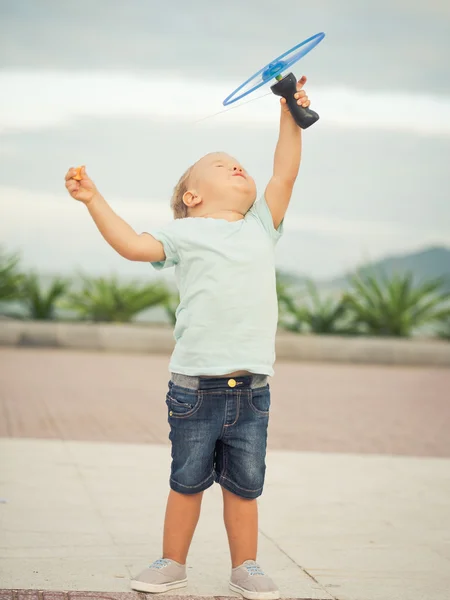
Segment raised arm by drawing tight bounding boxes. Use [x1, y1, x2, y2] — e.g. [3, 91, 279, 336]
[264, 76, 310, 229]
[65, 166, 165, 263]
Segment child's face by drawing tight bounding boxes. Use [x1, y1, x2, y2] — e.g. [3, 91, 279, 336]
[187, 152, 257, 215]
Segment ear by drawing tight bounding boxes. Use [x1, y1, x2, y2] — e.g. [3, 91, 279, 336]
[182, 190, 202, 209]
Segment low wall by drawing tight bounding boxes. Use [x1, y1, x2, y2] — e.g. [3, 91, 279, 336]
[1, 320, 449, 367]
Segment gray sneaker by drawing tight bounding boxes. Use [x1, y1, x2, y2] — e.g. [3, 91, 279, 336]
[130, 558, 188, 593]
[230, 560, 280, 600]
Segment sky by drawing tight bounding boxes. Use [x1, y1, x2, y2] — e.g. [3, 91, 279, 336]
[0, 0, 449, 280]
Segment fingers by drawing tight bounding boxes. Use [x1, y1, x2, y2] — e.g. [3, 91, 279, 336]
[66, 180, 79, 194]
[290, 77, 310, 107]
[279, 76, 311, 110]
[65, 167, 79, 182]
[65, 166, 82, 194]
[294, 87, 310, 108]
[65, 174, 79, 190]
[281, 93, 310, 109]
[297, 75, 307, 89]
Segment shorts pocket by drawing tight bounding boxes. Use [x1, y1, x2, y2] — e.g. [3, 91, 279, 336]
[248, 385, 271, 416]
[166, 384, 202, 419]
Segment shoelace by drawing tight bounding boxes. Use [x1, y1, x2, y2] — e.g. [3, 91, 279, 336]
[245, 562, 265, 576]
[149, 558, 170, 570]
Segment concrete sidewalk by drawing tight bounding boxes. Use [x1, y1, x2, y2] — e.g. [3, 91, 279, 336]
[1, 438, 450, 600]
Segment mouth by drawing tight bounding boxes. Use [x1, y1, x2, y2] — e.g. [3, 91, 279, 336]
[233, 173, 246, 179]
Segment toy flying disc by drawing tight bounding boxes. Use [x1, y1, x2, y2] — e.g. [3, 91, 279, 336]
[223, 32, 325, 129]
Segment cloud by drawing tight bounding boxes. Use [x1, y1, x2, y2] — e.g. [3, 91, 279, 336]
[2, 185, 449, 242]
[1, 70, 450, 137]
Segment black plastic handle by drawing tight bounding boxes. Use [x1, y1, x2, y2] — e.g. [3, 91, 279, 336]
[270, 72, 319, 129]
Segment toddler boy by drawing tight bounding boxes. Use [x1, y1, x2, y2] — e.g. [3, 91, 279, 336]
[65, 77, 311, 599]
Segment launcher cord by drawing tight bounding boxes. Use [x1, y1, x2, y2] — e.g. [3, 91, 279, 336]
[193, 90, 274, 124]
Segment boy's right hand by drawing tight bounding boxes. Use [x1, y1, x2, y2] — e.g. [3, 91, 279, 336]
[65, 166, 98, 205]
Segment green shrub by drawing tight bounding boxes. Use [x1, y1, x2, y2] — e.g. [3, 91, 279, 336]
[343, 271, 450, 337]
[64, 274, 169, 322]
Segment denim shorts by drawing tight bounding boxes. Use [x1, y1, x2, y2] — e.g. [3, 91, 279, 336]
[166, 373, 270, 500]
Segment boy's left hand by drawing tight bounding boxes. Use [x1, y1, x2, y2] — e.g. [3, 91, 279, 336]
[280, 75, 310, 112]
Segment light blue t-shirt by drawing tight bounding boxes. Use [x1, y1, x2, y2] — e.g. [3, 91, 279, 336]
[151, 195, 283, 377]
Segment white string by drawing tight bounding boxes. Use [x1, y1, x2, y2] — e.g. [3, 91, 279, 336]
[193, 90, 274, 124]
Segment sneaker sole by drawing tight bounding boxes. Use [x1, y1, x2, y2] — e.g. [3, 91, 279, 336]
[130, 578, 188, 594]
[229, 581, 280, 600]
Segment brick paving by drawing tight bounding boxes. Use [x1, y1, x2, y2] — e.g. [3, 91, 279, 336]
[0, 347, 450, 457]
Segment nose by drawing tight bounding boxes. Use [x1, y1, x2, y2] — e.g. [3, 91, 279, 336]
[232, 165, 243, 172]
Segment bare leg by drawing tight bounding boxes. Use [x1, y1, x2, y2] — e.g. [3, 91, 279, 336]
[163, 489, 203, 564]
[222, 487, 258, 568]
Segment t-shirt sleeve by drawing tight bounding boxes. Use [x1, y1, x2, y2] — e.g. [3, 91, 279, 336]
[248, 194, 284, 243]
[148, 222, 180, 270]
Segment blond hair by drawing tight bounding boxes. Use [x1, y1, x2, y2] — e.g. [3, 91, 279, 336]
[171, 164, 194, 219]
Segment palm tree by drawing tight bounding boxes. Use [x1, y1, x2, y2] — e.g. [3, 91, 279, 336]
[343, 271, 450, 337]
[65, 275, 169, 323]
[21, 273, 70, 320]
[0, 247, 24, 302]
[301, 280, 351, 334]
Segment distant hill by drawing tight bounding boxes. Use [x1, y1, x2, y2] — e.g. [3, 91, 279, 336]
[276, 246, 450, 296]
[330, 246, 450, 291]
